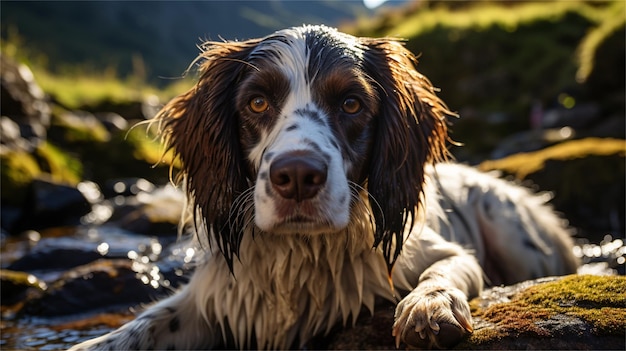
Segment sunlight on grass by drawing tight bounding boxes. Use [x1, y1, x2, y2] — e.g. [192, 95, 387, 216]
[32, 67, 192, 110]
[1, 28, 193, 110]
[384, 1, 605, 39]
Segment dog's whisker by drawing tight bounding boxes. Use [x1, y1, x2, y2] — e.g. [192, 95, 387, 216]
[349, 181, 384, 232]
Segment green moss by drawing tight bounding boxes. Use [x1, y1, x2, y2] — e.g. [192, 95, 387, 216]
[479, 138, 626, 179]
[518, 275, 626, 335]
[50, 110, 110, 144]
[576, 1, 626, 83]
[124, 125, 178, 168]
[0, 150, 42, 205]
[469, 275, 626, 345]
[35, 141, 82, 185]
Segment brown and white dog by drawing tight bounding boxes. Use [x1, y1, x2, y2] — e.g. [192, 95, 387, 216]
[71, 25, 578, 350]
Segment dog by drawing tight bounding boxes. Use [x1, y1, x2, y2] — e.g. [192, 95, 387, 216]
[71, 25, 578, 350]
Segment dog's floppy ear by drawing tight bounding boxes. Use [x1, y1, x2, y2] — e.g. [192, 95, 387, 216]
[156, 39, 261, 271]
[361, 38, 453, 272]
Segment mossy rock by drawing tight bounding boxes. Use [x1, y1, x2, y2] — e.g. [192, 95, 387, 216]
[0, 149, 41, 206]
[319, 275, 625, 350]
[479, 138, 626, 236]
[0, 141, 82, 207]
[460, 275, 626, 350]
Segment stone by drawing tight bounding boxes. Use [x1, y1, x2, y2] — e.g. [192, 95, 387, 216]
[458, 275, 626, 350]
[0, 54, 50, 143]
[11, 178, 92, 233]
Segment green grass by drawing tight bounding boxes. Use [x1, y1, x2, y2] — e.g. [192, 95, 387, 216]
[1, 30, 193, 110]
[31, 67, 193, 110]
[348, 1, 609, 39]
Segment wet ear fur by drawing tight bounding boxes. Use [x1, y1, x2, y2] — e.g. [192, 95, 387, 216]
[361, 38, 454, 272]
[156, 39, 261, 271]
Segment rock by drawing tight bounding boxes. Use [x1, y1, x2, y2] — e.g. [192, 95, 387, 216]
[6, 226, 167, 273]
[320, 275, 625, 350]
[490, 127, 575, 159]
[458, 275, 626, 350]
[0, 54, 50, 144]
[94, 112, 129, 133]
[18, 259, 172, 316]
[79, 94, 161, 121]
[49, 110, 111, 144]
[109, 185, 184, 236]
[541, 103, 601, 129]
[11, 178, 92, 233]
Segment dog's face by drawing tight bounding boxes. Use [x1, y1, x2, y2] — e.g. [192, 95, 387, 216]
[237, 27, 380, 234]
[157, 25, 451, 271]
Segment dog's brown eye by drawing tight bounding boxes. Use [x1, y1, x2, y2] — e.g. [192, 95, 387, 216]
[249, 96, 269, 113]
[341, 97, 361, 114]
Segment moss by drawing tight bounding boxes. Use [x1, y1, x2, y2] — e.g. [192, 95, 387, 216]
[50, 110, 110, 144]
[35, 141, 82, 185]
[124, 126, 179, 168]
[479, 137, 626, 179]
[0, 150, 41, 205]
[576, 1, 626, 83]
[468, 275, 626, 345]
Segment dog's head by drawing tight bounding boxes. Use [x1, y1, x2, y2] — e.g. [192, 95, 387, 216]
[157, 25, 452, 271]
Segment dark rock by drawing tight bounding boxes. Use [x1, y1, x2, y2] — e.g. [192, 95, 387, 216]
[7, 237, 103, 273]
[48, 110, 111, 144]
[0, 116, 33, 152]
[78, 94, 161, 121]
[0, 54, 50, 143]
[541, 103, 601, 129]
[94, 112, 129, 133]
[108, 185, 183, 236]
[11, 178, 92, 233]
[490, 127, 575, 159]
[6, 226, 163, 273]
[19, 259, 172, 316]
[457, 275, 626, 350]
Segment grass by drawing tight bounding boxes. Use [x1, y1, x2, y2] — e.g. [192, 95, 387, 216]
[31, 67, 193, 110]
[1, 29, 193, 110]
[350, 1, 608, 39]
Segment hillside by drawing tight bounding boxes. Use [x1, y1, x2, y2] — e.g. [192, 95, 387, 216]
[0, 0, 389, 85]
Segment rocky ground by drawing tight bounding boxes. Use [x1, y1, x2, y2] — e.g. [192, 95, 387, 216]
[1, 52, 624, 350]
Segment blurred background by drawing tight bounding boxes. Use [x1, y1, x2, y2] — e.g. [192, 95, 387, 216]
[1, 1, 624, 349]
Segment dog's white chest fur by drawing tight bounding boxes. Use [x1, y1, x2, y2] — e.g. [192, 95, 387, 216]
[197, 222, 393, 349]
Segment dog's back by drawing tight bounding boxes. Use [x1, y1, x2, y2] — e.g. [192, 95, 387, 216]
[426, 163, 578, 286]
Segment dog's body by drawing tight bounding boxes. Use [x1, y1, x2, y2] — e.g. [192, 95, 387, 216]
[72, 25, 577, 350]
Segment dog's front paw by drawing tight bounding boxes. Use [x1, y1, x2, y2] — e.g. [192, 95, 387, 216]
[392, 286, 473, 349]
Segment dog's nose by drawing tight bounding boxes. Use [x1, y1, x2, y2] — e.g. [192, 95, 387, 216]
[269, 152, 327, 202]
